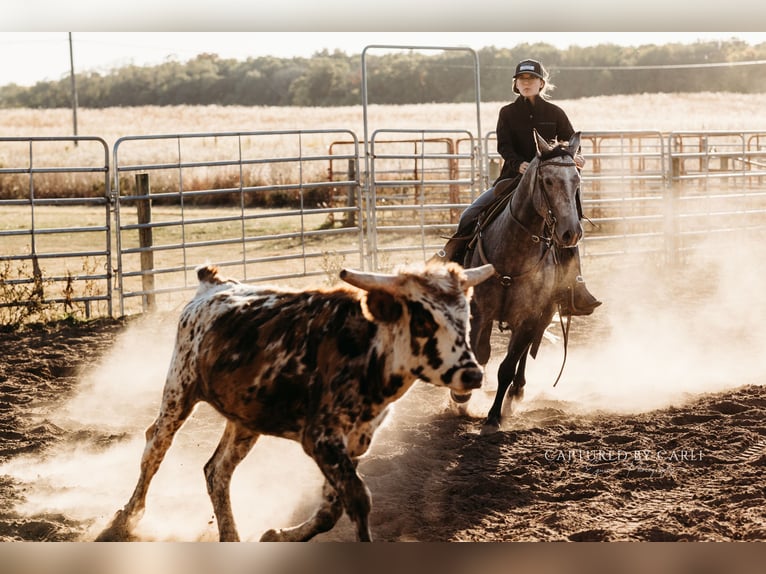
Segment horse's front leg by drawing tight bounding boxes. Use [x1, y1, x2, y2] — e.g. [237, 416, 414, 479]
[482, 336, 531, 435]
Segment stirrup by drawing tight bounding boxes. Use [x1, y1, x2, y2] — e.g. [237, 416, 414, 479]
[428, 249, 449, 264]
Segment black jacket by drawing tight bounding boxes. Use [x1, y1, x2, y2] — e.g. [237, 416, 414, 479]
[494, 96, 575, 184]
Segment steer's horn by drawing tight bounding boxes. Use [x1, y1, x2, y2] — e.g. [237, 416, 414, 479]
[461, 264, 495, 288]
[340, 268, 399, 292]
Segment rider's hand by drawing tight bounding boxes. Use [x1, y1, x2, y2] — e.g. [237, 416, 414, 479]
[519, 161, 530, 174]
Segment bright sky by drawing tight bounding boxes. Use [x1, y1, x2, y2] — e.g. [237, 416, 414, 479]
[1, 31, 765, 88]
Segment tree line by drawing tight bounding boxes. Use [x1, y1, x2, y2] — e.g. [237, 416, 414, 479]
[2, 39, 766, 108]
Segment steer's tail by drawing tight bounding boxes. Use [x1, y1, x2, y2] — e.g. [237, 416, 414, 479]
[195, 264, 239, 295]
[197, 265, 224, 284]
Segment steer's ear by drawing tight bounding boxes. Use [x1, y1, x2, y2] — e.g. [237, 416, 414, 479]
[364, 290, 403, 323]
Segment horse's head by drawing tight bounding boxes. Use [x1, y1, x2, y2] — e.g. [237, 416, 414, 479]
[526, 129, 583, 248]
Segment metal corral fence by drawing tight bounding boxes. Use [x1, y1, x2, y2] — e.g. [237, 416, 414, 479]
[486, 129, 766, 263]
[3, 128, 766, 322]
[0, 136, 112, 322]
[666, 131, 766, 261]
[112, 129, 364, 316]
[485, 130, 670, 261]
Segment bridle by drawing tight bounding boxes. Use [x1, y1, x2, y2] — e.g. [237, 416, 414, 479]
[477, 146, 580, 282]
[522, 147, 579, 246]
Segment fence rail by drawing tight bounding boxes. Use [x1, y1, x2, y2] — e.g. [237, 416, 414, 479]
[3, 128, 766, 323]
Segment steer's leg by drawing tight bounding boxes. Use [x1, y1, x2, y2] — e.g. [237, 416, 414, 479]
[204, 420, 259, 542]
[95, 381, 197, 541]
[259, 479, 344, 542]
[261, 432, 372, 542]
[312, 436, 372, 541]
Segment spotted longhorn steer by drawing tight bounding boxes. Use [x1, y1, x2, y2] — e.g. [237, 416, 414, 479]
[96, 261, 494, 542]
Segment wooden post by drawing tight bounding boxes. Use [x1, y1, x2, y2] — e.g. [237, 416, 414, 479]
[344, 158, 356, 227]
[135, 174, 155, 311]
[448, 141, 460, 224]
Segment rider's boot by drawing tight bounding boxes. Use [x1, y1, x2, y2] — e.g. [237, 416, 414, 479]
[557, 247, 602, 316]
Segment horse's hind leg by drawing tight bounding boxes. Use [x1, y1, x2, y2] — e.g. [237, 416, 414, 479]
[509, 351, 530, 402]
[449, 313, 492, 415]
[471, 314, 493, 366]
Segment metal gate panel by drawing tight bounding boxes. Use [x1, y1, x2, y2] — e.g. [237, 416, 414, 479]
[0, 136, 112, 323]
[667, 130, 766, 260]
[366, 129, 481, 270]
[113, 130, 363, 316]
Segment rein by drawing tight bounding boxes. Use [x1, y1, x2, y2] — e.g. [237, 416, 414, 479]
[552, 310, 571, 387]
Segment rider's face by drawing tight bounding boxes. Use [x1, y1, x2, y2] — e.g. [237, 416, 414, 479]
[515, 74, 544, 98]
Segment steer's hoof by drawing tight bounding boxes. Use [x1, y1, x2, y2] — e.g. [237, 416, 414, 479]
[94, 511, 133, 542]
[260, 528, 282, 542]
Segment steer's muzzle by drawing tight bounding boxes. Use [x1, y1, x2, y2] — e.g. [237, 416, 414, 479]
[459, 367, 484, 390]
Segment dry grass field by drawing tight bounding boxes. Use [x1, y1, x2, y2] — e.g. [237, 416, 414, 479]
[2, 91, 765, 196]
[4, 92, 766, 144]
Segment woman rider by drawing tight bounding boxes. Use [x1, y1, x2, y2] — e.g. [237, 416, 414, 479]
[433, 58, 601, 316]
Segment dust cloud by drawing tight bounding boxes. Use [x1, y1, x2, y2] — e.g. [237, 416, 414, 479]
[2, 314, 326, 542]
[474, 234, 766, 418]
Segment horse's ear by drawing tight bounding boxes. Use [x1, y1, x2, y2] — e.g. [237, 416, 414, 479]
[568, 131, 582, 155]
[533, 129, 551, 156]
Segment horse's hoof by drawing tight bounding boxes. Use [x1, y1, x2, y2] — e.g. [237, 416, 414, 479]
[480, 422, 500, 435]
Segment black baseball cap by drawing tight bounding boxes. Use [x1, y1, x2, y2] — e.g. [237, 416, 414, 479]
[513, 59, 545, 80]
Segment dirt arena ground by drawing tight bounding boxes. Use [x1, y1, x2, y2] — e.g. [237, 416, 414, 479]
[1, 242, 766, 543]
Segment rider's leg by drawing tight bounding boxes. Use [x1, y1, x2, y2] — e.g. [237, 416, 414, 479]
[431, 187, 497, 264]
[431, 186, 509, 265]
[557, 246, 602, 316]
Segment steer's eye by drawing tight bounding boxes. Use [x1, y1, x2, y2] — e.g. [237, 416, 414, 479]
[409, 305, 437, 339]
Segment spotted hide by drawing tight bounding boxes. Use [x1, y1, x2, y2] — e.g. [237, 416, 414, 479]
[96, 261, 494, 542]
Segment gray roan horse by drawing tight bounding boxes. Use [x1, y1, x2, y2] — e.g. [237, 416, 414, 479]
[454, 129, 583, 434]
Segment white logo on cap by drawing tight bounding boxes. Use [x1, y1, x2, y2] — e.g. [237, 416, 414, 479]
[520, 64, 535, 72]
